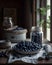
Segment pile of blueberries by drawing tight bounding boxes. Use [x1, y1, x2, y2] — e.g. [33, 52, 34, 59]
[13, 41, 42, 52]
[13, 27, 24, 30]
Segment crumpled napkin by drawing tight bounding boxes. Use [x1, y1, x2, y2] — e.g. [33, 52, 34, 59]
[8, 44, 52, 64]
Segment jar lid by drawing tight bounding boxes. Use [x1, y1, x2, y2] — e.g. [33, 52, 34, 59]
[31, 26, 41, 32]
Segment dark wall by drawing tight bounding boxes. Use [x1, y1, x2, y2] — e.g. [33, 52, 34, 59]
[0, 0, 21, 8]
[17, 0, 32, 38]
[0, 8, 3, 39]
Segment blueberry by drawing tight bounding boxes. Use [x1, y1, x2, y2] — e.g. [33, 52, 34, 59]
[30, 43, 33, 46]
[16, 44, 19, 48]
[32, 48, 34, 51]
[23, 43, 25, 46]
[0, 52, 5, 57]
[28, 49, 30, 52]
[35, 47, 38, 50]
[12, 56, 15, 59]
[17, 56, 20, 58]
[43, 53, 47, 56]
[25, 49, 28, 52]
[28, 55, 31, 57]
[29, 48, 32, 51]
[24, 48, 26, 51]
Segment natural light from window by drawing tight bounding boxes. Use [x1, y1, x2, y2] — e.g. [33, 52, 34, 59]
[47, 0, 50, 41]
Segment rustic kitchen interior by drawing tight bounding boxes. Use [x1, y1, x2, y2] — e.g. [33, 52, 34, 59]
[0, 0, 52, 64]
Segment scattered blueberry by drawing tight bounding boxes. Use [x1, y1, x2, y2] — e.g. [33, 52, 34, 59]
[12, 56, 15, 59]
[28, 55, 31, 57]
[0, 51, 7, 57]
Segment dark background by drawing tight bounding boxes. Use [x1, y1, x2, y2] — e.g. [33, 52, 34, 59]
[0, 0, 35, 39]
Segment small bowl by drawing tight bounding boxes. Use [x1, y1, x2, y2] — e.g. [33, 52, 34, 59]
[0, 40, 11, 49]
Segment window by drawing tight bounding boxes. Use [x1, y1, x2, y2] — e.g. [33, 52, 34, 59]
[35, 0, 51, 42]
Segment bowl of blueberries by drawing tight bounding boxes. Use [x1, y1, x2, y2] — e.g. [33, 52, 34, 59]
[12, 41, 42, 55]
[4, 26, 27, 42]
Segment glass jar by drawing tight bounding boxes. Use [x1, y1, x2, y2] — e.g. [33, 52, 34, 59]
[30, 26, 42, 47]
[3, 17, 13, 29]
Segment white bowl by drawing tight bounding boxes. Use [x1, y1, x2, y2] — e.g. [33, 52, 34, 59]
[4, 29, 27, 42]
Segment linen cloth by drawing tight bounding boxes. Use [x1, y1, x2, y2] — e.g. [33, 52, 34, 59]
[8, 43, 52, 64]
